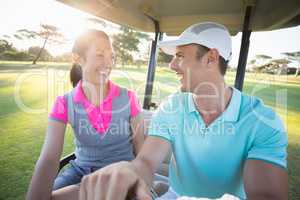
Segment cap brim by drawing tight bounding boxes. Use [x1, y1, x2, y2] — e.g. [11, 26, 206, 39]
[158, 39, 191, 55]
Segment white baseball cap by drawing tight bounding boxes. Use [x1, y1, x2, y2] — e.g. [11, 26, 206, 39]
[159, 22, 232, 61]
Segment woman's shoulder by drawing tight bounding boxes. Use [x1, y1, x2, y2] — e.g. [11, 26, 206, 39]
[49, 98, 67, 123]
[110, 81, 137, 98]
[48, 93, 70, 124]
[114, 85, 141, 117]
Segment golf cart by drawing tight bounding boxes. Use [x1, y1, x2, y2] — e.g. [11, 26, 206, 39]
[56, 0, 300, 196]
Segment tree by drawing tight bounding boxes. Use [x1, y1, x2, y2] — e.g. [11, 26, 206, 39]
[52, 52, 72, 62]
[16, 24, 65, 64]
[112, 25, 149, 67]
[157, 50, 173, 66]
[0, 50, 33, 61]
[249, 54, 272, 66]
[269, 59, 290, 75]
[282, 51, 300, 76]
[0, 39, 14, 53]
[28, 46, 52, 61]
[0, 39, 29, 61]
[0, 37, 35, 61]
[250, 54, 272, 73]
[0, 39, 32, 61]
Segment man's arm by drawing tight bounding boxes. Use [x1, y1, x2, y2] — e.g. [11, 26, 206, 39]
[132, 136, 171, 186]
[243, 159, 288, 200]
[79, 136, 171, 200]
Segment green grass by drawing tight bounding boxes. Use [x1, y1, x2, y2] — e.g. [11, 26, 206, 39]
[0, 62, 299, 199]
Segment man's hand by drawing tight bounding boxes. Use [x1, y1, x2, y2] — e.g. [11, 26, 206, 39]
[79, 136, 171, 200]
[79, 161, 152, 200]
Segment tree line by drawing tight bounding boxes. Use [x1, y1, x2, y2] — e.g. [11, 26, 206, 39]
[1, 23, 173, 66]
[249, 53, 300, 76]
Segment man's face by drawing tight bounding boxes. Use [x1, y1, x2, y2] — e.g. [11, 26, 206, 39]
[169, 44, 208, 92]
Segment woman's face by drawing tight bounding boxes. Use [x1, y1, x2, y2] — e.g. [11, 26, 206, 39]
[80, 36, 114, 85]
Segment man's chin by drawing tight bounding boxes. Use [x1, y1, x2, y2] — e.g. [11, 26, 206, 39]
[180, 85, 187, 92]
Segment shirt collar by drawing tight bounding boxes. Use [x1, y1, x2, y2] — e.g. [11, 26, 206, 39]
[222, 87, 241, 122]
[73, 80, 120, 106]
[187, 87, 241, 122]
[187, 93, 197, 113]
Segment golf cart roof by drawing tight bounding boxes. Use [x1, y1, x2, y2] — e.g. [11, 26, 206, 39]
[58, 0, 300, 35]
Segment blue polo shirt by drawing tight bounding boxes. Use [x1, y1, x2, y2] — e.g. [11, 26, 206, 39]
[148, 87, 287, 199]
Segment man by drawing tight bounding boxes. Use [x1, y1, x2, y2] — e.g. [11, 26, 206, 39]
[78, 22, 288, 200]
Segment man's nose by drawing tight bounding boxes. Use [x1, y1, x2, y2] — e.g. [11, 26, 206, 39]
[169, 57, 178, 71]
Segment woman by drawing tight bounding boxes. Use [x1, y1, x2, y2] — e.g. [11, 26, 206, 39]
[26, 29, 145, 200]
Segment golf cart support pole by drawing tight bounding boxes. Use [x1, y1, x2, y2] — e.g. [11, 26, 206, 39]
[234, 6, 253, 91]
[143, 19, 162, 110]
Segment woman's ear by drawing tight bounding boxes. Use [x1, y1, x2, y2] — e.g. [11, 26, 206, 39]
[72, 53, 80, 64]
[72, 53, 85, 66]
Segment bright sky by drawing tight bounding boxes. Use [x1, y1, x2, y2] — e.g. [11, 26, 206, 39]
[1, 0, 300, 67]
[0, 0, 119, 56]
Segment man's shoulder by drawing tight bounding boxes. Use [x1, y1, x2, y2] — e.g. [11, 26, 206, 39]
[151, 92, 190, 121]
[239, 92, 285, 132]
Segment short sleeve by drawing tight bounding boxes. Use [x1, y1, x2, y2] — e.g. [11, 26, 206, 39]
[49, 96, 68, 124]
[147, 97, 177, 143]
[247, 127, 288, 169]
[128, 90, 142, 118]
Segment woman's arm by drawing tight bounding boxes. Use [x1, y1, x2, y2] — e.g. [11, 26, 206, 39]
[26, 119, 66, 200]
[130, 112, 145, 156]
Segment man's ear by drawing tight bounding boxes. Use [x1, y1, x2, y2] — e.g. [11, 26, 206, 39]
[207, 49, 219, 65]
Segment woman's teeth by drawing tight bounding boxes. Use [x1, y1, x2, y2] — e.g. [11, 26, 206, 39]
[98, 71, 107, 76]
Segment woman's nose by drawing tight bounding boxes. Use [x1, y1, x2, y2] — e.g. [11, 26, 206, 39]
[104, 56, 113, 68]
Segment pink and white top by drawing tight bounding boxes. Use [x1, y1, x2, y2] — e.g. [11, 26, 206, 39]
[49, 80, 142, 133]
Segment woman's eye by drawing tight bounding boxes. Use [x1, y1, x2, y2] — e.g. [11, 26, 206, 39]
[97, 54, 104, 57]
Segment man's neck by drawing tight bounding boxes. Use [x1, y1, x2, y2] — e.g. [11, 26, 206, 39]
[192, 80, 232, 126]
